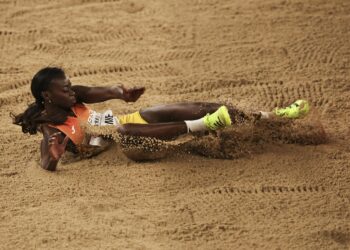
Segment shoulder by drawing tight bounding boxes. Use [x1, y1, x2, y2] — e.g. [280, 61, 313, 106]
[72, 102, 91, 114]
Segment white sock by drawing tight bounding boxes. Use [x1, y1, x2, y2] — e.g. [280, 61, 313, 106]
[259, 111, 270, 119]
[184, 118, 208, 133]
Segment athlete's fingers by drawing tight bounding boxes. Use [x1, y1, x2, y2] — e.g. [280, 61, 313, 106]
[127, 86, 144, 93]
[49, 132, 62, 138]
[133, 86, 145, 90]
[130, 87, 145, 101]
[62, 136, 70, 147]
[48, 136, 56, 143]
[48, 132, 61, 141]
[133, 86, 145, 94]
[49, 135, 61, 144]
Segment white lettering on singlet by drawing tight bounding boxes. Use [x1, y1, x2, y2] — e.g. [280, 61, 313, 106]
[86, 109, 119, 147]
[87, 109, 119, 126]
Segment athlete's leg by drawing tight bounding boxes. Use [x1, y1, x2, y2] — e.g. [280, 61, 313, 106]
[139, 102, 218, 123]
[139, 102, 252, 124]
[140, 99, 310, 124]
[117, 122, 187, 140]
[254, 100, 311, 120]
[117, 103, 233, 139]
[121, 100, 310, 140]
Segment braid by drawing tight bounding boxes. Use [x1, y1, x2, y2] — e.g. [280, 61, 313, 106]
[11, 102, 46, 134]
[11, 67, 66, 134]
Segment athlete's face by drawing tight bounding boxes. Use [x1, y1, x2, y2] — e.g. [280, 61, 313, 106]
[45, 77, 76, 109]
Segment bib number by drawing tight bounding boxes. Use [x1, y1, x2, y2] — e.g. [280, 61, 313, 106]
[88, 110, 118, 126]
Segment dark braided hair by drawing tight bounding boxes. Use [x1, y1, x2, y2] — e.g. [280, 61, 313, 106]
[12, 67, 67, 134]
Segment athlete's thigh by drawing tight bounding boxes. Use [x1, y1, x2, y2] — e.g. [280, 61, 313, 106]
[139, 102, 220, 123]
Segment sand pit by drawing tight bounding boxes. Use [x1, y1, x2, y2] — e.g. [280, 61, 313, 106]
[1, 0, 350, 249]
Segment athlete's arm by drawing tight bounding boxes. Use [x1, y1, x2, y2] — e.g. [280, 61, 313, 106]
[40, 125, 69, 171]
[72, 84, 145, 104]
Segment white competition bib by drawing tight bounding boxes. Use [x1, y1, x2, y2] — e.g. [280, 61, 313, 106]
[87, 109, 119, 126]
[86, 109, 119, 147]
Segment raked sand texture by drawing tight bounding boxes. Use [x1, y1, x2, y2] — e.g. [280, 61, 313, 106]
[0, 0, 350, 249]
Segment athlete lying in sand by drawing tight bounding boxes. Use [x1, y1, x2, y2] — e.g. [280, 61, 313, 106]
[12, 67, 309, 171]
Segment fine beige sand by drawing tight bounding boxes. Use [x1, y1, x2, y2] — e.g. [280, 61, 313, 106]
[1, 0, 350, 249]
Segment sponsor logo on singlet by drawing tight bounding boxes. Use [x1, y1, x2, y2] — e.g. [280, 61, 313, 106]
[87, 110, 118, 126]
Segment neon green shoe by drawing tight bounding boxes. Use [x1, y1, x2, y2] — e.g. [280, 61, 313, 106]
[203, 106, 232, 130]
[273, 99, 310, 119]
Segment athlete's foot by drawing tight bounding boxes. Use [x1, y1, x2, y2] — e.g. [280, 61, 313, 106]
[203, 106, 232, 130]
[273, 99, 310, 119]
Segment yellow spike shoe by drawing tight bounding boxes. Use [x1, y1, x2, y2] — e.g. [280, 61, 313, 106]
[274, 99, 310, 119]
[203, 106, 232, 130]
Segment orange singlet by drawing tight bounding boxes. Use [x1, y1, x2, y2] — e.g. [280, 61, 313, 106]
[48, 103, 91, 145]
[48, 103, 147, 146]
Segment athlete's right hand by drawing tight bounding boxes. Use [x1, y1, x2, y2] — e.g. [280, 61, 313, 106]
[121, 85, 145, 102]
[48, 132, 70, 161]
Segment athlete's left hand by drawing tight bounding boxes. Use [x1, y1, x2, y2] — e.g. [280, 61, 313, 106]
[121, 85, 145, 102]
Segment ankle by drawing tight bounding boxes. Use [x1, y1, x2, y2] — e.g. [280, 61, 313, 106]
[259, 111, 274, 119]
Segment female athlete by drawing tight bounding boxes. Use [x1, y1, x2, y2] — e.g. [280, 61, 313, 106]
[12, 67, 309, 171]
